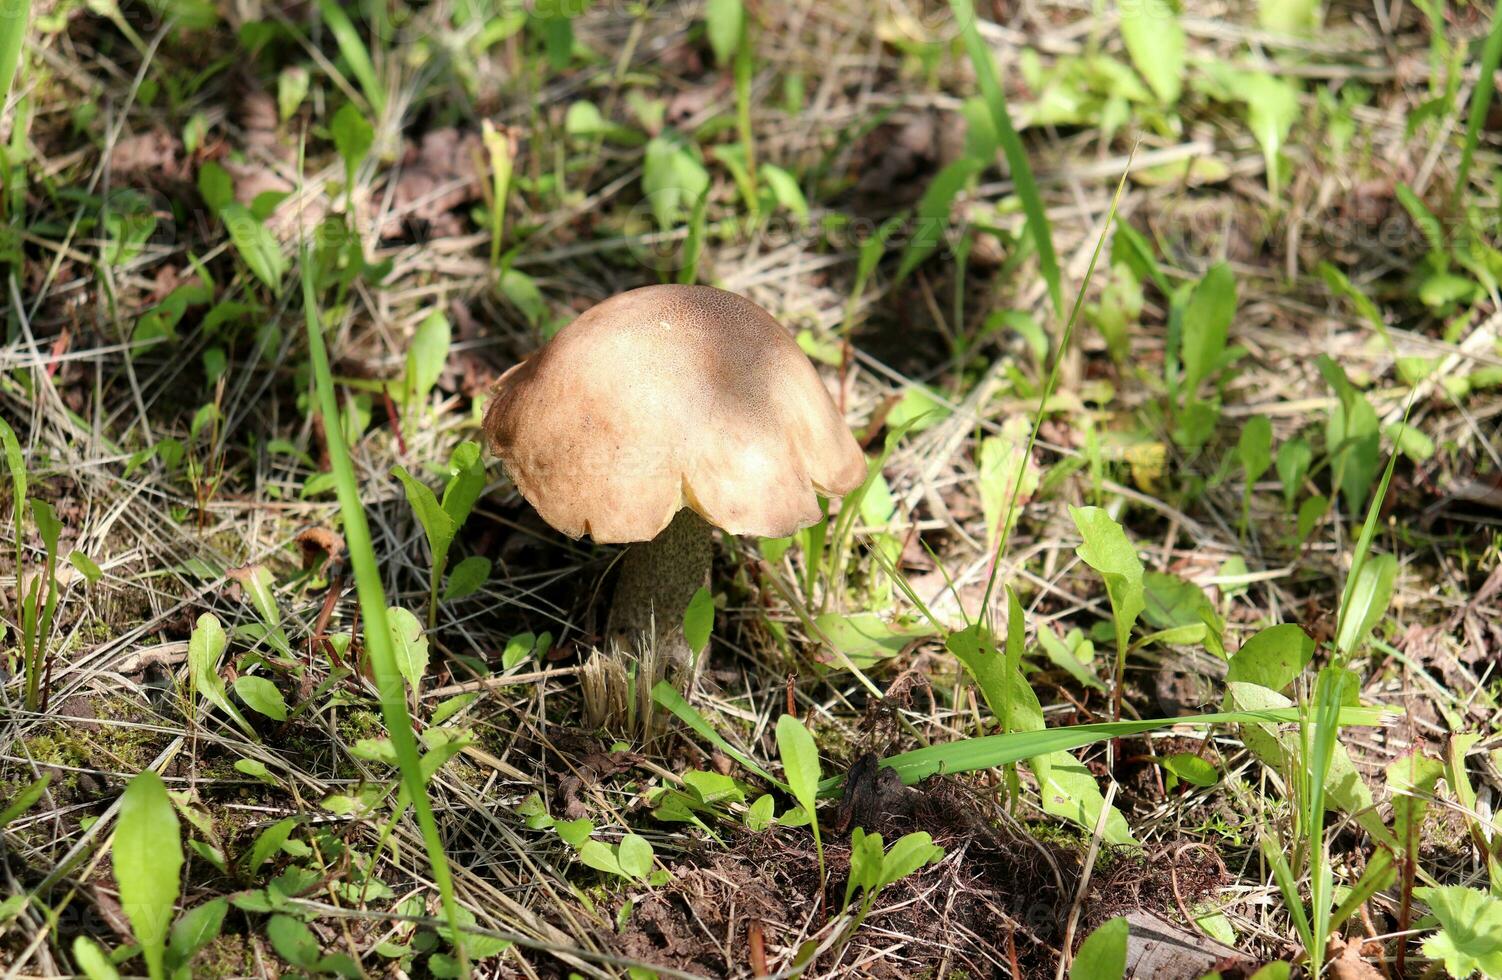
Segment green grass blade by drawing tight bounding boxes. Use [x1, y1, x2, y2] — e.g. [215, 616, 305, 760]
[300, 255, 463, 968]
[948, 0, 1063, 319]
[1333, 394, 1414, 664]
[1455, 0, 1502, 200]
[813, 705, 1388, 796]
[318, 0, 386, 117]
[653, 681, 784, 789]
[979, 147, 1136, 617]
[0, 0, 29, 108]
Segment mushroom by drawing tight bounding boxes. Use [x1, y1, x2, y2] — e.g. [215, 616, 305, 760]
[482, 285, 866, 725]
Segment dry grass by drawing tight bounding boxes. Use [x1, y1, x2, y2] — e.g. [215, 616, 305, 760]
[2, 0, 1501, 977]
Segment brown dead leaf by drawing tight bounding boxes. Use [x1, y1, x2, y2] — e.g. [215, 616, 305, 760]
[381, 128, 486, 238]
[109, 129, 186, 180]
[296, 527, 346, 570]
[1326, 936, 1384, 980]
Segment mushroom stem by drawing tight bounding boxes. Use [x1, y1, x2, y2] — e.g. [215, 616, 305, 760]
[606, 508, 712, 679]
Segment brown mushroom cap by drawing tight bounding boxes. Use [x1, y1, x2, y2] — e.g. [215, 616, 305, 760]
[483, 284, 867, 543]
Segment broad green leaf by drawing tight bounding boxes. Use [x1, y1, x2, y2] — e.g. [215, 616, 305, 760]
[0, 773, 49, 828]
[277, 66, 309, 122]
[233, 676, 288, 721]
[1142, 572, 1225, 659]
[1181, 263, 1236, 393]
[1070, 916, 1128, 980]
[1238, 416, 1274, 484]
[1385, 750, 1444, 848]
[776, 714, 821, 815]
[499, 268, 547, 328]
[951, 620, 1135, 843]
[73, 937, 120, 980]
[234, 759, 278, 786]
[387, 606, 430, 692]
[113, 771, 182, 980]
[248, 816, 297, 873]
[759, 163, 809, 223]
[977, 417, 1039, 550]
[220, 204, 286, 294]
[1120, 0, 1184, 104]
[430, 693, 480, 727]
[1335, 553, 1396, 656]
[1161, 753, 1219, 787]
[266, 914, 320, 968]
[1384, 422, 1435, 462]
[1224, 682, 1394, 847]
[443, 555, 492, 601]
[642, 134, 709, 230]
[406, 310, 451, 406]
[1276, 438, 1312, 506]
[947, 623, 1013, 726]
[441, 441, 488, 528]
[1035, 749, 1136, 845]
[844, 827, 885, 910]
[877, 831, 944, 891]
[616, 834, 654, 879]
[32, 497, 59, 551]
[68, 550, 103, 585]
[817, 611, 934, 669]
[187, 613, 253, 736]
[1415, 886, 1502, 979]
[745, 794, 775, 831]
[1241, 73, 1301, 195]
[229, 564, 280, 628]
[394, 465, 456, 559]
[684, 586, 714, 658]
[501, 632, 536, 671]
[886, 386, 949, 433]
[1320, 354, 1381, 513]
[166, 899, 227, 978]
[197, 162, 233, 215]
[330, 103, 374, 177]
[1226, 624, 1315, 692]
[1070, 505, 1145, 662]
[705, 0, 744, 65]
[577, 839, 625, 877]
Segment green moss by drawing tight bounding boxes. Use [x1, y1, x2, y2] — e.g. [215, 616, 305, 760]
[337, 708, 385, 744]
[190, 932, 256, 979]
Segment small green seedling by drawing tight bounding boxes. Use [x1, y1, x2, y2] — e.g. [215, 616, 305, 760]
[1236, 415, 1273, 535]
[266, 914, 362, 978]
[776, 713, 825, 884]
[1069, 505, 1145, 721]
[1171, 263, 1240, 451]
[402, 309, 450, 411]
[1070, 916, 1129, 980]
[394, 440, 487, 628]
[187, 612, 254, 736]
[2, 417, 65, 711]
[839, 828, 944, 935]
[112, 771, 183, 980]
[330, 104, 374, 207]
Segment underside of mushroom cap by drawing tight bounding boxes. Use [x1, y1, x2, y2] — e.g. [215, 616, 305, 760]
[482, 284, 868, 543]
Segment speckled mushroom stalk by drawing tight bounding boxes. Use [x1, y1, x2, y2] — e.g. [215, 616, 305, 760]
[482, 284, 867, 732]
[605, 508, 712, 674]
